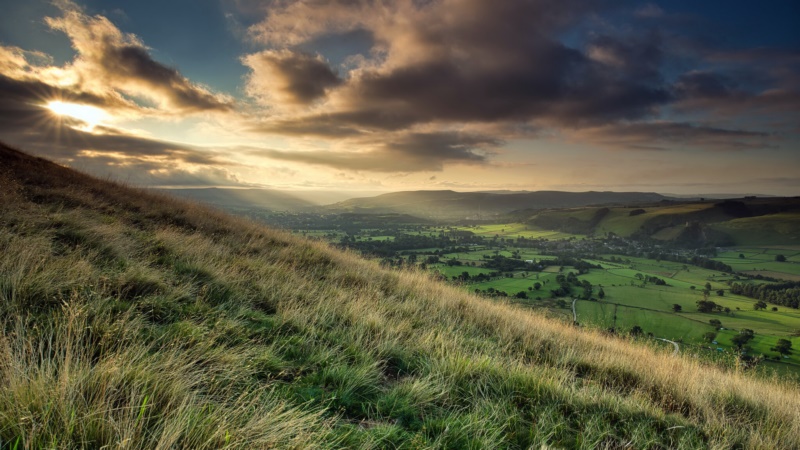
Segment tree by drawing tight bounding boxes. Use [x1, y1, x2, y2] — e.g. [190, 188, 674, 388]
[515, 291, 528, 299]
[672, 304, 682, 313]
[753, 301, 767, 311]
[709, 319, 722, 328]
[732, 329, 755, 349]
[775, 254, 786, 262]
[705, 282, 712, 291]
[739, 253, 745, 259]
[772, 339, 792, 356]
[703, 331, 717, 343]
[716, 289, 724, 296]
[630, 325, 643, 337]
[533, 282, 542, 290]
[598, 287, 605, 299]
[697, 300, 719, 313]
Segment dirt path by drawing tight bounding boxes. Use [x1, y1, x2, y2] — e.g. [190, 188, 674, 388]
[572, 298, 578, 322]
[657, 338, 680, 355]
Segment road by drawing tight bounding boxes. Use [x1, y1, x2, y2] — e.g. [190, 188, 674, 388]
[657, 338, 680, 355]
[572, 298, 578, 322]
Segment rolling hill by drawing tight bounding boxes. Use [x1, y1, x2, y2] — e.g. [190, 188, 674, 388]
[1, 142, 799, 449]
[515, 198, 800, 246]
[323, 190, 668, 219]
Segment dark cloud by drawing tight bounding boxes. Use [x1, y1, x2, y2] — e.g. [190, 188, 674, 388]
[98, 45, 231, 112]
[250, 131, 493, 172]
[249, 0, 672, 133]
[573, 122, 772, 151]
[243, 50, 341, 105]
[675, 71, 736, 99]
[235, 0, 792, 170]
[672, 68, 800, 118]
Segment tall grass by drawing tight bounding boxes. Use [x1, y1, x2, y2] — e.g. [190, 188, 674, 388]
[1, 143, 799, 449]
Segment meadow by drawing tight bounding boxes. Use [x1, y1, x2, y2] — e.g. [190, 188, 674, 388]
[430, 248, 800, 374]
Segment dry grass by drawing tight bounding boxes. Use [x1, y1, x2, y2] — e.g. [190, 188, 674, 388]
[1, 142, 799, 449]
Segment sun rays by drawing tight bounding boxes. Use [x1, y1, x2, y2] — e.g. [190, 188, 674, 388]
[46, 100, 110, 131]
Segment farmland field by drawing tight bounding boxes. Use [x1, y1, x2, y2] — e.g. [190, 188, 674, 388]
[292, 220, 800, 377]
[441, 249, 800, 375]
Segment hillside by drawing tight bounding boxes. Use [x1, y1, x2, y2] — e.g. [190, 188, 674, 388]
[323, 190, 667, 219]
[518, 199, 800, 246]
[1, 142, 799, 449]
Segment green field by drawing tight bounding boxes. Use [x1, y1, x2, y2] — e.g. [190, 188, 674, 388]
[714, 247, 800, 281]
[454, 223, 583, 240]
[447, 250, 800, 375]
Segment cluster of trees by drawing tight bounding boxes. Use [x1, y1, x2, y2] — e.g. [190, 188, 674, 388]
[730, 281, 800, 309]
[342, 233, 483, 256]
[547, 272, 600, 300]
[634, 273, 667, 285]
[483, 255, 531, 271]
[696, 300, 726, 313]
[474, 287, 514, 298]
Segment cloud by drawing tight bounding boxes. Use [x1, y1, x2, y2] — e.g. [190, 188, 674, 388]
[0, 2, 249, 186]
[243, 50, 342, 105]
[571, 122, 773, 152]
[67, 150, 247, 187]
[634, 3, 664, 18]
[44, 0, 231, 113]
[230, 0, 794, 174]
[0, 67, 245, 187]
[246, 0, 672, 133]
[250, 131, 494, 172]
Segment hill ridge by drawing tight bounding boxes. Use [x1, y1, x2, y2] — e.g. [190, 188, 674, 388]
[324, 189, 668, 219]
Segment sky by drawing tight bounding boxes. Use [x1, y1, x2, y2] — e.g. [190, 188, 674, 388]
[0, 0, 798, 197]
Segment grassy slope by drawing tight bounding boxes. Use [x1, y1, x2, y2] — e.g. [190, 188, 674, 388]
[1, 145, 800, 449]
[710, 213, 800, 246]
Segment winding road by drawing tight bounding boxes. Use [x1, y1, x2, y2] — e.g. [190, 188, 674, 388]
[571, 298, 578, 322]
[657, 338, 680, 355]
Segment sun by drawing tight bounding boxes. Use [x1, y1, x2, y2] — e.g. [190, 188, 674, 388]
[46, 100, 110, 130]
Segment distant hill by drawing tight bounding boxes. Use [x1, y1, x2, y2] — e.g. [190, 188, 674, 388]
[323, 190, 668, 219]
[517, 198, 800, 246]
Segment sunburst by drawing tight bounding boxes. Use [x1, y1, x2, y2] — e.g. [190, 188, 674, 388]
[46, 100, 110, 131]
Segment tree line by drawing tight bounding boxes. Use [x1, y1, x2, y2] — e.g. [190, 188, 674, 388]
[730, 281, 800, 309]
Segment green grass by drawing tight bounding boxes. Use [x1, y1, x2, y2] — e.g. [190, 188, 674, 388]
[713, 247, 800, 281]
[2, 144, 800, 449]
[446, 249, 800, 373]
